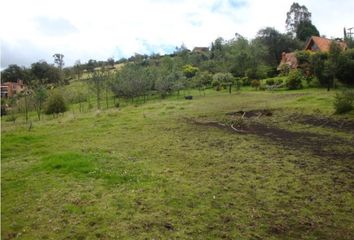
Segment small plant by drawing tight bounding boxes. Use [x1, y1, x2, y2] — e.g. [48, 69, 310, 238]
[333, 90, 354, 114]
[251, 80, 260, 90]
[5, 114, 17, 123]
[286, 69, 303, 90]
[211, 79, 221, 90]
[241, 77, 250, 86]
[265, 78, 275, 86]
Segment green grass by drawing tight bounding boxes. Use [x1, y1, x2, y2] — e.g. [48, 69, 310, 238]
[1, 88, 354, 239]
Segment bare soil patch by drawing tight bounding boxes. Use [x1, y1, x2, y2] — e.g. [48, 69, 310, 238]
[188, 110, 354, 160]
[291, 114, 354, 132]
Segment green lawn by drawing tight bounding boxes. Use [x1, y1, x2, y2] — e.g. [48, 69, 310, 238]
[1, 89, 354, 239]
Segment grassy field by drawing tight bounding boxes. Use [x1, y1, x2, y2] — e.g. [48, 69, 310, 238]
[1, 89, 354, 239]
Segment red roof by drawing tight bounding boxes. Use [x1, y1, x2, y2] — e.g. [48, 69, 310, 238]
[304, 36, 347, 52]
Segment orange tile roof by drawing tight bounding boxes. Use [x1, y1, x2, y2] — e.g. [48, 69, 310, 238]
[305, 36, 347, 52]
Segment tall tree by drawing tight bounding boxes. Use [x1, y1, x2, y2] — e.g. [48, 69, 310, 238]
[33, 85, 47, 120]
[73, 60, 83, 80]
[256, 27, 300, 66]
[286, 2, 312, 36]
[89, 70, 104, 109]
[53, 53, 64, 69]
[296, 21, 320, 41]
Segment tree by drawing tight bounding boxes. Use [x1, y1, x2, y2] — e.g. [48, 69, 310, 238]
[1, 64, 25, 83]
[337, 49, 354, 85]
[286, 2, 312, 36]
[256, 27, 300, 66]
[327, 41, 343, 90]
[212, 72, 234, 94]
[111, 63, 154, 102]
[31, 61, 63, 85]
[53, 53, 64, 69]
[182, 64, 199, 78]
[296, 21, 320, 41]
[89, 70, 105, 109]
[107, 58, 115, 68]
[193, 71, 212, 95]
[33, 85, 47, 120]
[73, 60, 83, 81]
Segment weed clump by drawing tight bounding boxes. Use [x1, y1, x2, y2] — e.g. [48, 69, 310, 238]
[334, 89, 354, 114]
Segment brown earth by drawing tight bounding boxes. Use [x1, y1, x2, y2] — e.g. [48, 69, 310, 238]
[188, 110, 354, 161]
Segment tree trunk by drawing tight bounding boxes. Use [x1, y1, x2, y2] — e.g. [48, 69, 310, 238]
[24, 94, 29, 123]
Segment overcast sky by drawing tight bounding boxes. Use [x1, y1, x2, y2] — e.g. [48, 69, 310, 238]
[1, 0, 353, 69]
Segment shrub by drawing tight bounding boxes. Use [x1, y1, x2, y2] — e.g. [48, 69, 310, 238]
[241, 77, 250, 86]
[45, 91, 67, 115]
[275, 78, 284, 85]
[211, 79, 220, 87]
[251, 80, 260, 90]
[334, 90, 354, 114]
[265, 78, 275, 86]
[287, 69, 303, 90]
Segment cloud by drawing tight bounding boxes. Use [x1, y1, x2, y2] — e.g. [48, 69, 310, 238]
[1, 0, 353, 69]
[34, 16, 79, 37]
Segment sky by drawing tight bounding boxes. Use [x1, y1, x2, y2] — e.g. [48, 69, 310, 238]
[1, 0, 353, 69]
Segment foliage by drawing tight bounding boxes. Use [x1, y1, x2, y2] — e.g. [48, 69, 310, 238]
[333, 89, 354, 114]
[33, 85, 48, 120]
[89, 70, 106, 109]
[111, 63, 154, 100]
[182, 64, 199, 78]
[336, 49, 354, 85]
[286, 2, 312, 36]
[73, 60, 83, 81]
[296, 21, 320, 41]
[256, 27, 301, 66]
[251, 80, 260, 89]
[212, 72, 234, 87]
[44, 90, 67, 115]
[53, 53, 64, 69]
[107, 58, 115, 68]
[1, 64, 26, 83]
[31, 61, 63, 85]
[287, 69, 303, 90]
[265, 78, 275, 85]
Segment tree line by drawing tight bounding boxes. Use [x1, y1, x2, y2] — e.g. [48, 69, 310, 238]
[1, 2, 354, 119]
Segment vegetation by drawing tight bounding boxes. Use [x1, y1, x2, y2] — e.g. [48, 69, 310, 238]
[44, 90, 67, 115]
[333, 89, 354, 114]
[2, 89, 354, 239]
[1, 2, 354, 239]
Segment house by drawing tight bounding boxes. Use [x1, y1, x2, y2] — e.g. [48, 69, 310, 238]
[277, 36, 348, 70]
[0, 79, 25, 98]
[277, 52, 298, 70]
[304, 36, 347, 52]
[192, 47, 209, 53]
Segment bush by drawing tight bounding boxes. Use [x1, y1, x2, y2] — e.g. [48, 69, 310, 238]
[334, 90, 354, 114]
[251, 80, 260, 90]
[287, 69, 303, 90]
[45, 91, 67, 115]
[241, 77, 250, 86]
[265, 78, 275, 86]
